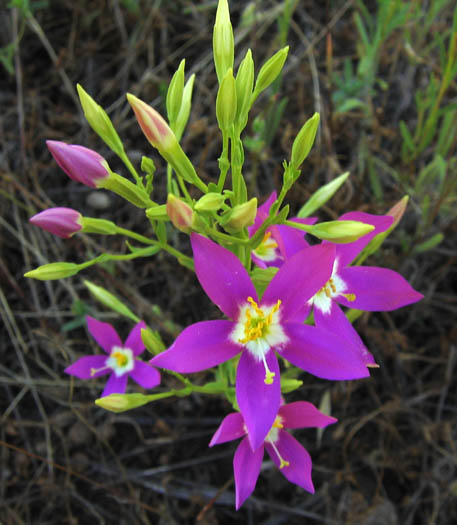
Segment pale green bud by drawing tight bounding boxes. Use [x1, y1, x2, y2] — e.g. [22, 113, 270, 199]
[252, 46, 289, 100]
[25, 262, 80, 280]
[84, 280, 140, 322]
[308, 220, 374, 243]
[141, 328, 166, 355]
[174, 74, 195, 141]
[281, 378, 303, 394]
[298, 171, 349, 217]
[291, 113, 320, 169]
[166, 59, 185, 125]
[222, 197, 257, 232]
[145, 204, 168, 221]
[235, 49, 254, 128]
[141, 156, 156, 175]
[213, 0, 234, 84]
[76, 84, 125, 157]
[216, 68, 237, 132]
[95, 393, 152, 413]
[195, 192, 226, 212]
[80, 217, 117, 235]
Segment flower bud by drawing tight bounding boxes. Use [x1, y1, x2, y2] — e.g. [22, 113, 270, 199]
[252, 46, 289, 100]
[84, 280, 140, 322]
[174, 74, 195, 141]
[235, 48, 254, 128]
[126, 93, 176, 152]
[166, 59, 185, 125]
[29, 207, 82, 238]
[141, 328, 166, 355]
[24, 262, 80, 280]
[95, 393, 159, 412]
[47, 141, 110, 188]
[297, 171, 349, 217]
[308, 220, 374, 243]
[222, 198, 257, 232]
[195, 192, 226, 212]
[80, 217, 117, 235]
[76, 84, 125, 156]
[290, 112, 320, 169]
[213, 0, 234, 84]
[167, 194, 194, 233]
[145, 204, 169, 221]
[216, 68, 237, 132]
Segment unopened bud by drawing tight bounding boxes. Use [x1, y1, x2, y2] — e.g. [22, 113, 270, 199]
[235, 48, 254, 128]
[166, 59, 186, 125]
[25, 262, 80, 280]
[213, 0, 234, 84]
[222, 198, 257, 232]
[253, 46, 289, 100]
[309, 220, 374, 243]
[29, 207, 82, 238]
[291, 113, 320, 169]
[216, 68, 237, 132]
[167, 194, 194, 233]
[297, 172, 349, 217]
[195, 192, 226, 212]
[141, 328, 166, 355]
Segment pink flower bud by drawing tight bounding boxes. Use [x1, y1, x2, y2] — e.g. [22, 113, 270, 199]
[166, 194, 193, 233]
[29, 207, 82, 238]
[126, 94, 175, 152]
[46, 141, 110, 188]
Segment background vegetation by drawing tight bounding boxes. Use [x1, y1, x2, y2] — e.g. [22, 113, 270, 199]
[1, 0, 456, 523]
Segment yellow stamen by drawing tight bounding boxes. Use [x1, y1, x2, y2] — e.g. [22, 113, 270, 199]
[269, 441, 290, 469]
[261, 231, 278, 250]
[272, 417, 284, 429]
[238, 297, 281, 344]
[112, 350, 128, 367]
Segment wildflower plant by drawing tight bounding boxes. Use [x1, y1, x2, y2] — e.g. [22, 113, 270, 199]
[25, 0, 423, 509]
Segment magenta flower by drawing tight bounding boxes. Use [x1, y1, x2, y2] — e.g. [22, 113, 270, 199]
[29, 207, 82, 238]
[300, 212, 424, 366]
[248, 192, 316, 268]
[47, 140, 110, 188]
[210, 401, 337, 509]
[151, 234, 369, 450]
[65, 316, 160, 397]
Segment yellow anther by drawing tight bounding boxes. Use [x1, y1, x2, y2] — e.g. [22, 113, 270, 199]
[239, 298, 281, 344]
[272, 417, 284, 429]
[247, 296, 263, 316]
[112, 351, 128, 367]
[262, 231, 278, 249]
[329, 278, 337, 293]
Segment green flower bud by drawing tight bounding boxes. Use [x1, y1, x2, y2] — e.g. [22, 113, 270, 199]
[174, 74, 195, 141]
[290, 112, 320, 169]
[76, 84, 125, 157]
[84, 280, 140, 322]
[80, 217, 117, 235]
[222, 197, 257, 232]
[145, 204, 169, 221]
[235, 48, 254, 128]
[95, 393, 153, 413]
[297, 171, 349, 217]
[195, 192, 226, 212]
[216, 68, 237, 132]
[213, 0, 234, 84]
[280, 378, 303, 394]
[141, 328, 166, 355]
[308, 220, 374, 243]
[252, 46, 289, 100]
[166, 59, 186, 126]
[24, 262, 80, 281]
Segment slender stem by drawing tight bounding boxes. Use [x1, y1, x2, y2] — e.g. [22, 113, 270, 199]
[217, 130, 230, 192]
[115, 226, 156, 245]
[120, 152, 142, 184]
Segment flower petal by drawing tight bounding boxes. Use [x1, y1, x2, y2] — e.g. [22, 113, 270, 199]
[262, 244, 336, 321]
[130, 360, 161, 389]
[329, 212, 393, 267]
[102, 373, 128, 397]
[337, 266, 424, 311]
[64, 355, 109, 379]
[191, 234, 257, 319]
[86, 316, 122, 354]
[274, 219, 315, 260]
[234, 436, 264, 510]
[279, 401, 337, 429]
[281, 323, 370, 380]
[124, 321, 147, 356]
[150, 320, 240, 373]
[236, 350, 281, 451]
[314, 301, 376, 366]
[265, 430, 314, 493]
[209, 412, 246, 446]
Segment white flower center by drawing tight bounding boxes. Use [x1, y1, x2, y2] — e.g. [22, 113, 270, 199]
[253, 231, 282, 263]
[106, 346, 134, 377]
[309, 259, 355, 314]
[230, 297, 288, 384]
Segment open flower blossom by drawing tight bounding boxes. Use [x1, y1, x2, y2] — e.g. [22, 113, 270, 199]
[248, 192, 316, 268]
[151, 234, 370, 450]
[29, 207, 83, 238]
[209, 401, 337, 509]
[65, 316, 160, 397]
[287, 212, 423, 366]
[47, 140, 110, 188]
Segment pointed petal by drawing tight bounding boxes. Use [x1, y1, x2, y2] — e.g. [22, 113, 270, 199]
[150, 320, 240, 373]
[265, 431, 314, 493]
[272, 224, 308, 260]
[209, 413, 246, 446]
[236, 350, 280, 451]
[234, 436, 263, 509]
[279, 401, 337, 429]
[124, 321, 147, 356]
[86, 316, 122, 354]
[281, 323, 370, 380]
[191, 234, 257, 319]
[329, 212, 393, 267]
[314, 301, 376, 366]
[338, 266, 423, 311]
[130, 360, 161, 389]
[102, 373, 128, 397]
[262, 244, 336, 321]
[64, 355, 109, 379]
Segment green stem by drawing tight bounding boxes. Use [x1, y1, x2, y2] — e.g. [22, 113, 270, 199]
[120, 152, 142, 184]
[217, 130, 230, 192]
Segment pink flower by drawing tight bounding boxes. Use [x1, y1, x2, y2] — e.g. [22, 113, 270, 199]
[210, 401, 337, 509]
[29, 207, 82, 238]
[46, 140, 110, 188]
[151, 234, 369, 450]
[65, 316, 160, 397]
